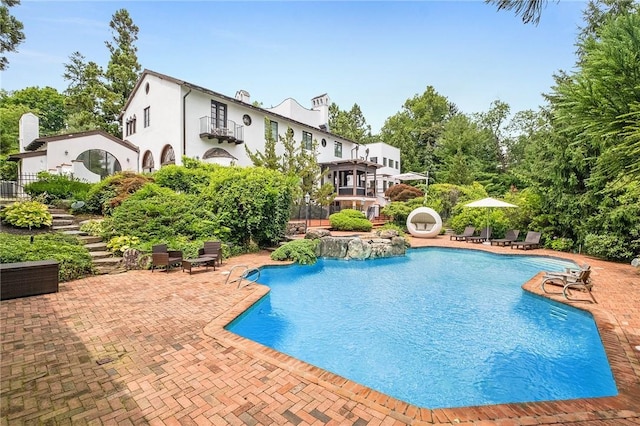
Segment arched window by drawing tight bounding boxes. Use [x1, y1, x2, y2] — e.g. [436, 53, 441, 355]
[75, 149, 122, 179]
[142, 150, 155, 173]
[161, 145, 175, 166]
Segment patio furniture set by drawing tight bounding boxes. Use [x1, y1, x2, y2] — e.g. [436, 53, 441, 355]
[151, 241, 223, 274]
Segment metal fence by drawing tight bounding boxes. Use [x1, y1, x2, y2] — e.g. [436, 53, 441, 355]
[0, 173, 40, 200]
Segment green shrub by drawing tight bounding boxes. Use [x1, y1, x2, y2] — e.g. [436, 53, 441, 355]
[0, 233, 93, 282]
[85, 171, 153, 215]
[549, 237, 574, 252]
[0, 201, 52, 229]
[204, 166, 297, 247]
[23, 172, 91, 203]
[107, 235, 140, 254]
[102, 183, 231, 243]
[583, 233, 636, 261]
[153, 164, 212, 194]
[270, 239, 319, 265]
[80, 219, 104, 236]
[378, 222, 407, 236]
[329, 209, 373, 231]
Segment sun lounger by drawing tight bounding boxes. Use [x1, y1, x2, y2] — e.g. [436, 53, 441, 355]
[511, 231, 541, 250]
[490, 229, 520, 246]
[466, 227, 492, 243]
[450, 226, 475, 241]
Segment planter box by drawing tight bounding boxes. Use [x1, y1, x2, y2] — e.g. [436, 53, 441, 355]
[0, 260, 59, 300]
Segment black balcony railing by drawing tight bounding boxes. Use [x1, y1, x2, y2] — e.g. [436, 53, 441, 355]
[199, 117, 244, 144]
[0, 173, 39, 200]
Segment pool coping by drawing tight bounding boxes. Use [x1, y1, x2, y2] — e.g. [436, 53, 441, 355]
[203, 249, 640, 424]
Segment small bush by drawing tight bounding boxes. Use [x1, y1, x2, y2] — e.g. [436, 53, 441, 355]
[270, 239, 319, 265]
[385, 183, 423, 202]
[329, 209, 372, 231]
[378, 223, 407, 236]
[80, 219, 104, 236]
[0, 233, 93, 282]
[0, 201, 52, 229]
[583, 233, 636, 261]
[549, 237, 574, 252]
[24, 172, 91, 204]
[107, 235, 140, 254]
[85, 172, 153, 215]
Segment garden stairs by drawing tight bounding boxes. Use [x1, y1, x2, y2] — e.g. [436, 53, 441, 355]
[49, 208, 123, 275]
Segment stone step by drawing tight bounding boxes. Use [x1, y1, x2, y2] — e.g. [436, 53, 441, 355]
[51, 213, 75, 219]
[62, 230, 89, 236]
[53, 219, 74, 226]
[79, 219, 103, 226]
[94, 265, 127, 275]
[78, 235, 103, 244]
[52, 224, 80, 231]
[48, 208, 68, 214]
[90, 251, 114, 260]
[84, 242, 108, 252]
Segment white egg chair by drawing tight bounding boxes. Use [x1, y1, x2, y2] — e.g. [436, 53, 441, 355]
[406, 207, 442, 238]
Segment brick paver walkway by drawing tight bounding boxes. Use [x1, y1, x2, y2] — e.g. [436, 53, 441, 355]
[2, 234, 639, 425]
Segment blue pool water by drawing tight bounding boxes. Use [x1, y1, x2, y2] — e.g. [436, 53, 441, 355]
[227, 248, 618, 408]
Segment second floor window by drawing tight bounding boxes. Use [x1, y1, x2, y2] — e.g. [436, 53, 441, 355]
[270, 120, 278, 141]
[383, 157, 387, 166]
[125, 116, 136, 136]
[334, 141, 342, 158]
[302, 131, 313, 150]
[144, 107, 150, 127]
[395, 160, 399, 169]
[211, 100, 227, 129]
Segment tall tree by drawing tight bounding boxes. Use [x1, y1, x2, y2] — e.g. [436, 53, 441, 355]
[63, 52, 109, 132]
[434, 114, 495, 185]
[103, 9, 141, 136]
[328, 103, 374, 144]
[473, 100, 511, 174]
[380, 86, 453, 174]
[0, 87, 67, 135]
[0, 0, 25, 70]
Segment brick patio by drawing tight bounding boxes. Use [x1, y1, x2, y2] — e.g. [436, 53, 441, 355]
[1, 235, 639, 425]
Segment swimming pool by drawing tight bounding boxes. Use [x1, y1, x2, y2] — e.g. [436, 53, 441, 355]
[226, 248, 618, 409]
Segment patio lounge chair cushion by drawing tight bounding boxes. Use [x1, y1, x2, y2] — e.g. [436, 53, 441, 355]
[511, 231, 541, 250]
[490, 229, 520, 246]
[450, 226, 475, 241]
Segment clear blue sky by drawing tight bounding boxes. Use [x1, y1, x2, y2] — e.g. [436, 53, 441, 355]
[2, 1, 586, 133]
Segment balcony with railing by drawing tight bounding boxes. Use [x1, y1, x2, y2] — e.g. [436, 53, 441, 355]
[199, 117, 244, 144]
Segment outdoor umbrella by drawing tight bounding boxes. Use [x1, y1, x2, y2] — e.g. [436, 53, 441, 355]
[464, 197, 518, 236]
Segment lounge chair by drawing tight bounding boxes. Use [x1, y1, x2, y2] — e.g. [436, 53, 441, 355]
[490, 229, 520, 246]
[511, 231, 541, 250]
[151, 244, 183, 272]
[198, 241, 222, 267]
[450, 226, 475, 241]
[541, 265, 595, 303]
[466, 227, 492, 243]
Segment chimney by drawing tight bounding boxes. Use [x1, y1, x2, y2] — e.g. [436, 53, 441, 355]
[235, 90, 251, 104]
[19, 112, 39, 152]
[311, 93, 330, 131]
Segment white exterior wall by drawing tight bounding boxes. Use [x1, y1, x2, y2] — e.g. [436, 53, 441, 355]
[364, 142, 401, 197]
[123, 74, 183, 169]
[21, 154, 46, 174]
[123, 71, 398, 175]
[19, 113, 39, 152]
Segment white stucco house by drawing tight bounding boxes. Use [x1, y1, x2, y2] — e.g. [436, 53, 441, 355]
[8, 113, 139, 189]
[121, 69, 401, 212]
